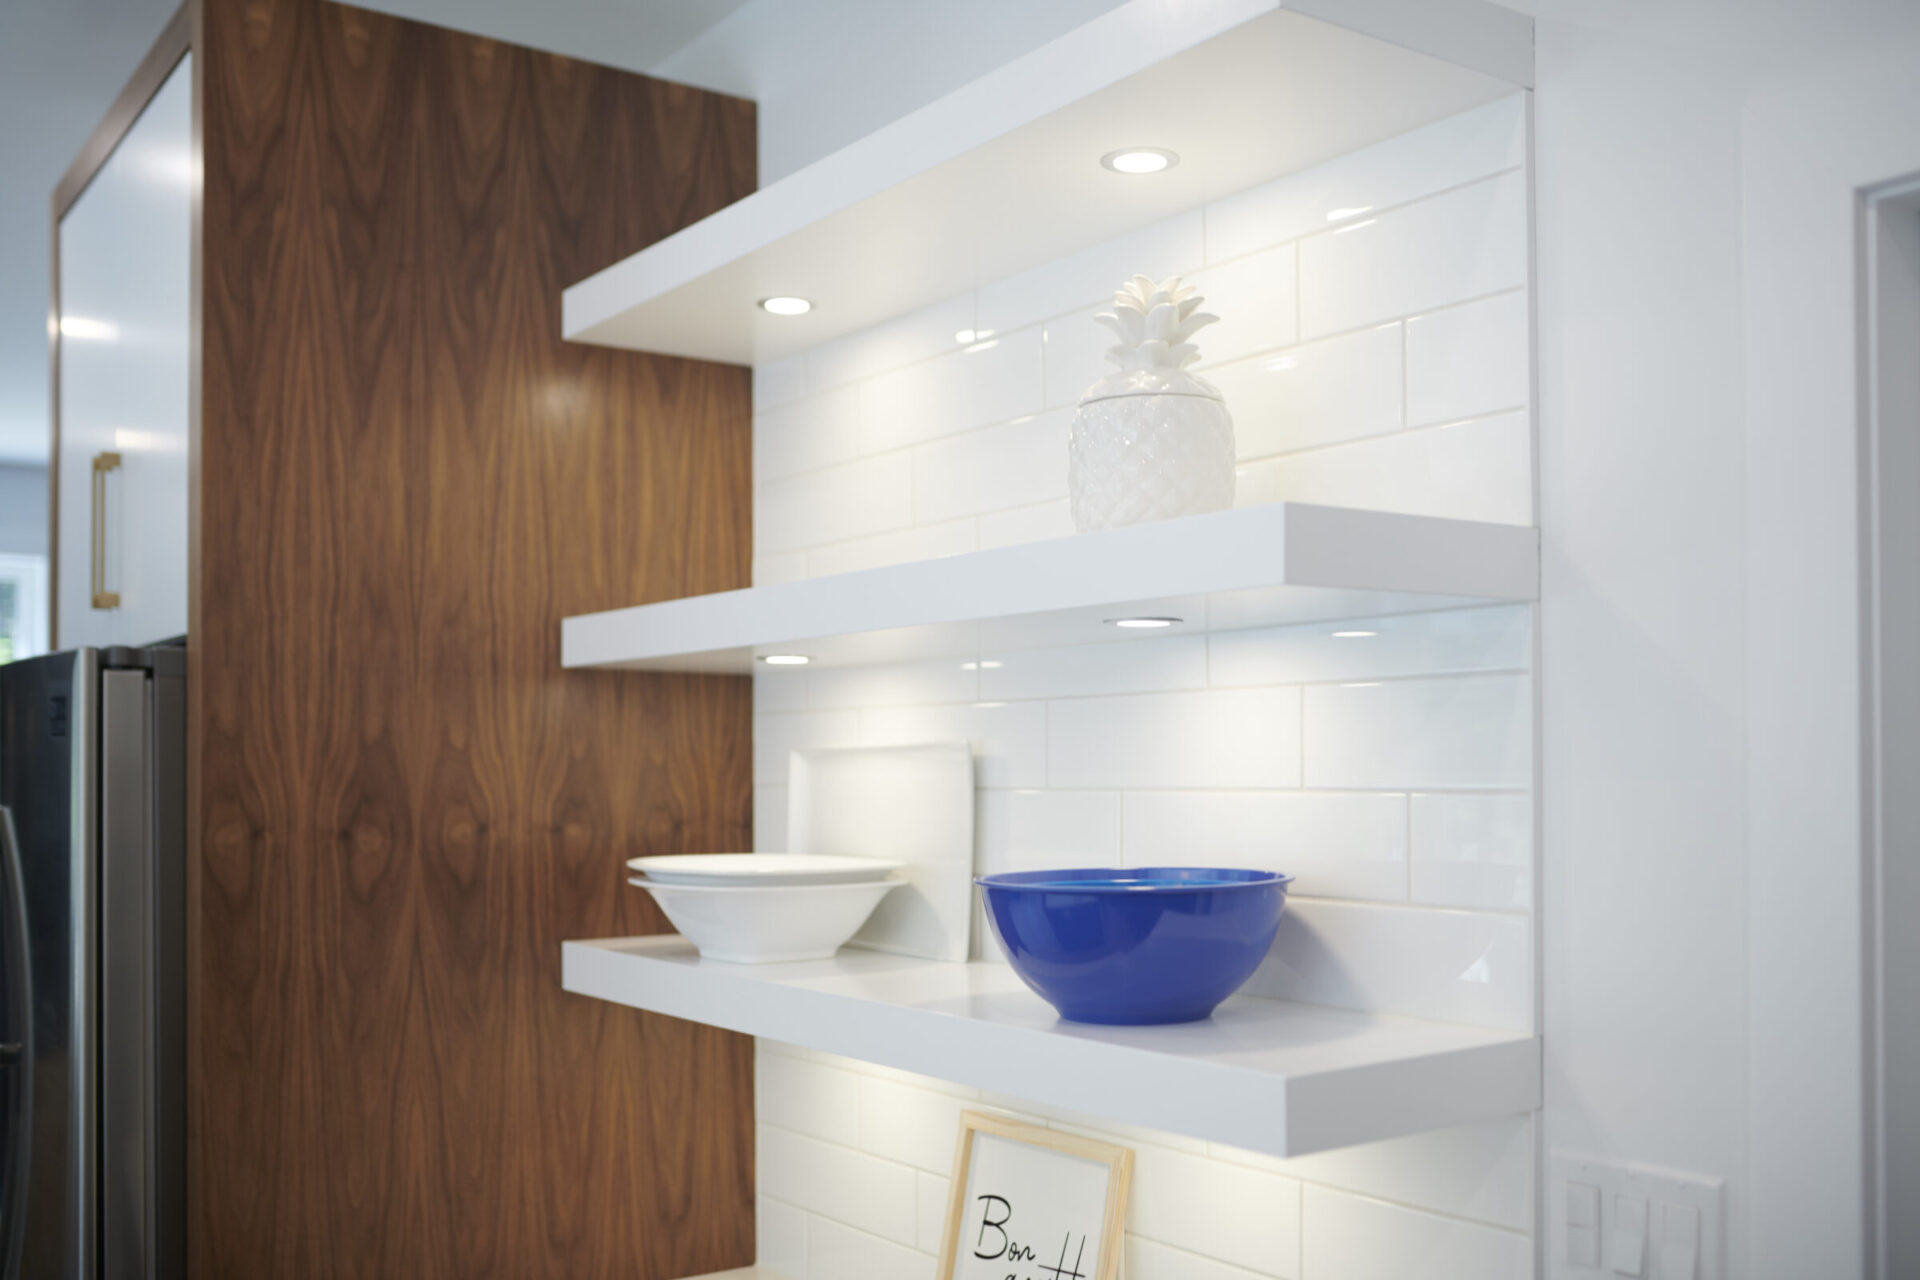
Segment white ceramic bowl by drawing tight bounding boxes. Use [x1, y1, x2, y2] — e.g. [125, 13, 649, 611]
[627, 852, 901, 887]
[629, 876, 902, 963]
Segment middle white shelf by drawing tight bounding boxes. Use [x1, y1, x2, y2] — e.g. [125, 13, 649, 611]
[561, 502, 1539, 673]
[563, 935, 1540, 1159]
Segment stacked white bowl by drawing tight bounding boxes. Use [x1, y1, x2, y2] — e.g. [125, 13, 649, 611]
[626, 854, 903, 963]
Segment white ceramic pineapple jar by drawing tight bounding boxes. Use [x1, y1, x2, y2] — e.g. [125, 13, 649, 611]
[1069, 274, 1236, 531]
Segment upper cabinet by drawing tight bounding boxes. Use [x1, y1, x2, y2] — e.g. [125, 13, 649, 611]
[54, 47, 193, 649]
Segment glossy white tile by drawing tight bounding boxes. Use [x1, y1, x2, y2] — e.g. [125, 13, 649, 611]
[976, 789, 1123, 874]
[978, 211, 1204, 335]
[1127, 1236, 1276, 1280]
[860, 327, 1044, 453]
[808, 658, 979, 710]
[980, 635, 1207, 701]
[860, 700, 1048, 789]
[1298, 170, 1528, 338]
[759, 1052, 862, 1145]
[1411, 792, 1534, 910]
[755, 383, 862, 485]
[1405, 289, 1530, 427]
[1209, 605, 1530, 687]
[1129, 1142, 1302, 1276]
[753, 552, 808, 586]
[756, 451, 914, 556]
[1250, 899, 1531, 1029]
[757, 1195, 809, 1278]
[1304, 674, 1531, 790]
[807, 1218, 935, 1280]
[858, 1075, 974, 1174]
[755, 709, 861, 786]
[755, 668, 809, 713]
[915, 1173, 950, 1252]
[808, 293, 977, 392]
[977, 498, 1075, 550]
[1043, 304, 1112, 410]
[1230, 1116, 1534, 1234]
[1205, 94, 1526, 264]
[1046, 689, 1302, 789]
[1208, 323, 1403, 460]
[754, 784, 788, 852]
[1190, 245, 1299, 365]
[803, 518, 977, 578]
[1122, 791, 1408, 902]
[1300, 1186, 1530, 1280]
[913, 409, 1069, 524]
[754, 354, 808, 411]
[1241, 411, 1533, 525]
[758, 1124, 918, 1245]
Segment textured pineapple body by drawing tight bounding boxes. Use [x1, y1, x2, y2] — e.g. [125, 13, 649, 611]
[1069, 393, 1236, 531]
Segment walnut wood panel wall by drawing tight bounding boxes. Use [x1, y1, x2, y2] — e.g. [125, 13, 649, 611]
[191, 1, 757, 1274]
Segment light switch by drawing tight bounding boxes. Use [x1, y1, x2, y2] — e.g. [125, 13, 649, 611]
[1656, 1202, 1701, 1280]
[1567, 1180, 1602, 1268]
[1611, 1194, 1648, 1277]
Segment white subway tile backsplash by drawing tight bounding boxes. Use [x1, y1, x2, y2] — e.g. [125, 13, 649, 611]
[916, 1173, 950, 1251]
[755, 383, 862, 484]
[1210, 605, 1530, 687]
[753, 355, 808, 412]
[755, 709, 861, 786]
[758, 1052, 863, 1145]
[1209, 323, 1403, 460]
[1240, 411, 1533, 526]
[805, 519, 977, 577]
[754, 785, 788, 852]
[1205, 94, 1526, 264]
[1047, 689, 1303, 789]
[859, 1076, 974, 1174]
[1251, 899, 1531, 1028]
[978, 498, 1075, 550]
[1130, 1143, 1302, 1276]
[1122, 791, 1408, 902]
[755, 668, 809, 713]
[1405, 290, 1530, 427]
[1257, 1116, 1534, 1234]
[808, 1218, 935, 1280]
[979, 211, 1204, 335]
[1127, 1237, 1276, 1280]
[1191, 245, 1300, 365]
[981, 635, 1207, 701]
[976, 789, 1123, 874]
[861, 700, 1048, 789]
[1043, 305, 1113, 410]
[860, 328, 1044, 453]
[758, 1124, 918, 1245]
[1411, 792, 1533, 910]
[1304, 675, 1531, 791]
[1298, 170, 1528, 338]
[913, 410, 1070, 523]
[1300, 1186, 1530, 1280]
[757, 451, 914, 556]
[808, 293, 977, 392]
[753, 551, 808, 586]
[757, 1195, 809, 1277]
[809, 658, 979, 711]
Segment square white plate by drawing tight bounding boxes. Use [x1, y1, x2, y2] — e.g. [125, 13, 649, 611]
[788, 741, 974, 962]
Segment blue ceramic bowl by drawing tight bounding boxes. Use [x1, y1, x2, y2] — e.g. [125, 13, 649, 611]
[977, 867, 1292, 1025]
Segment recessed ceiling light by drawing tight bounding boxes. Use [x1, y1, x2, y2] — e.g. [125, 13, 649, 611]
[1107, 616, 1181, 629]
[758, 296, 813, 316]
[59, 316, 119, 341]
[1100, 147, 1178, 175]
[760, 654, 810, 665]
[1331, 630, 1378, 638]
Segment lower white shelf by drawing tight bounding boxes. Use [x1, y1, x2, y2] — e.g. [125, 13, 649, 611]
[562, 935, 1540, 1158]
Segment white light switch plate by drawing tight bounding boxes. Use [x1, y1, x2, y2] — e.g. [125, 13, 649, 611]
[1550, 1153, 1723, 1280]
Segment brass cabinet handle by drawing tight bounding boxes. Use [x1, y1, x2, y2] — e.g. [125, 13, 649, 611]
[91, 451, 121, 609]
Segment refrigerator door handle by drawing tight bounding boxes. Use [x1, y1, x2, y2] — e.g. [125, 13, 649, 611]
[0, 804, 35, 1280]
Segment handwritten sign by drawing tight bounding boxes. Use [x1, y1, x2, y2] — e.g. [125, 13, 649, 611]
[937, 1112, 1132, 1280]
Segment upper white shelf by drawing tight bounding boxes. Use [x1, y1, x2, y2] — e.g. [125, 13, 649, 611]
[561, 503, 1538, 672]
[563, 935, 1540, 1158]
[562, 0, 1532, 364]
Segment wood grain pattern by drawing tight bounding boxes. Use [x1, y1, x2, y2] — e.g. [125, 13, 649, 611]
[190, 1, 757, 1274]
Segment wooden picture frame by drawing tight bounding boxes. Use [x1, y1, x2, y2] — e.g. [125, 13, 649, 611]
[937, 1110, 1132, 1280]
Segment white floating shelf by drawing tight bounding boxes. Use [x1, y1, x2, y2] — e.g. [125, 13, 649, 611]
[562, 503, 1538, 673]
[564, 936, 1540, 1158]
[562, 0, 1532, 364]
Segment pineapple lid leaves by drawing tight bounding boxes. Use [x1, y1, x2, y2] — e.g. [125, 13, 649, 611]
[1095, 274, 1218, 372]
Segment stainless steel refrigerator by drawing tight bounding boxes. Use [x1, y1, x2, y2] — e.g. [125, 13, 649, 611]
[0, 646, 184, 1279]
